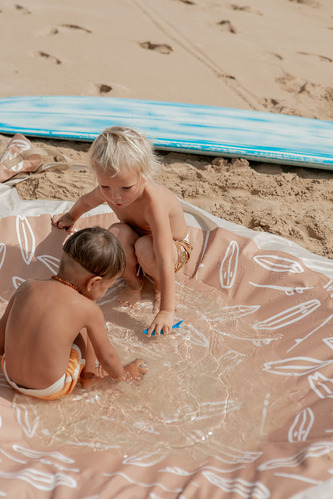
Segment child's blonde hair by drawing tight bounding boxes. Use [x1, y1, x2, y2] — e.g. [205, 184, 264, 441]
[88, 126, 160, 179]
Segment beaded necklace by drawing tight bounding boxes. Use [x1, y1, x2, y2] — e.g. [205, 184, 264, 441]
[51, 275, 80, 293]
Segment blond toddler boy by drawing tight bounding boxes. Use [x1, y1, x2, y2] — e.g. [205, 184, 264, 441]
[52, 127, 192, 336]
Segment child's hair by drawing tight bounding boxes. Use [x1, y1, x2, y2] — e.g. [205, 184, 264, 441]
[63, 226, 126, 278]
[88, 126, 160, 179]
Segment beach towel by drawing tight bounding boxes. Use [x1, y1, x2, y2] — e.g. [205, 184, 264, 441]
[0, 133, 81, 185]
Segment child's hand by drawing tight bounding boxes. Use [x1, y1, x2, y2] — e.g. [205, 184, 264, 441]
[147, 310, 174, 336]
[51, 212, 76, 233]
[123, 359, 148, 381]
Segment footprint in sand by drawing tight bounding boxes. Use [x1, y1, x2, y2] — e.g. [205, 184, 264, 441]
[217, 20, 237, 34]
[272, 74, 333, 120]
[60, 24, 92, 34]
[38, 24, 92, 36]
[269, 52, 284, 61]
[229, 4, 262, 15]
[305, 223, 326, 242]
[297, 51, 333, 63]
[15, 4, 31, 14]
[287, 0, 319, 6]
[139, 41, 173, 55]
[34, 51, 62, 65]
[97, 84, 112, 95]
[260, 95, 304, 116]
[230, 4, 251, 11]
[260, 97, 290, 114]
[276, 74, 314, 95]
[85, 83, 116, 96]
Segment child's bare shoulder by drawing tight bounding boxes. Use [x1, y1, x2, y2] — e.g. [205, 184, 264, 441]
[76, 294, 103, 315]
[146, 181, 178, 206]
[79, 297, 105, 329]
[15, 278, 40, 297]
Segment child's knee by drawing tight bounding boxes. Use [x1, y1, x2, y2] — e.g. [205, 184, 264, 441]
[109, 222, 125, 239]
[135, 235, 154, 264]
[109, 222, 135, 245]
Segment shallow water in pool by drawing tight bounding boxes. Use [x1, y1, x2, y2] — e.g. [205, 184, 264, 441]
[10, 277, 294, 466]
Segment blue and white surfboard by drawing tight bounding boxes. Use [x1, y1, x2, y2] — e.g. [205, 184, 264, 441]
[0, 96, 332, 169]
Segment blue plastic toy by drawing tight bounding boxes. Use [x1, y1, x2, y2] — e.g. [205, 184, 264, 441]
[143, 320, 183, 336]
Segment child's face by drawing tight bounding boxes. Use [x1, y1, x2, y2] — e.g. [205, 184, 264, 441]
[95, 167, 144, 208]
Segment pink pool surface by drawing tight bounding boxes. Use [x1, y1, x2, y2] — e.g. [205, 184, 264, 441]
[0, 187, 332, 499]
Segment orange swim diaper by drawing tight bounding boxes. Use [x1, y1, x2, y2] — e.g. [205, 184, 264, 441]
[1, 344, 85, 400]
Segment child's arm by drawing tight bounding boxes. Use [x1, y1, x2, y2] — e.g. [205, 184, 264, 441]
[147, 206, 176, 336]
[86, 307, 147, 381]
[51, 187, 105, 231]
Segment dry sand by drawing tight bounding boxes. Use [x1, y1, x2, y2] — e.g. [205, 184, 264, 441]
[0, 0, 332, 258]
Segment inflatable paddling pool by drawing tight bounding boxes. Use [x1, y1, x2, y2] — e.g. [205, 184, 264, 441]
[0, 185, 332, 499]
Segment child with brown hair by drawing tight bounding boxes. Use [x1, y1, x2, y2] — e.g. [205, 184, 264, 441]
[0, 226, 147, 400]
[52, 127, 192, 337]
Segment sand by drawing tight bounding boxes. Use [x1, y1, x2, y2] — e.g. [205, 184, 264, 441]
[0, 0, 332, 259]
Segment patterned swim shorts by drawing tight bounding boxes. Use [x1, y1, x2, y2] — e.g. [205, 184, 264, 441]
[174, 236, 193, 272]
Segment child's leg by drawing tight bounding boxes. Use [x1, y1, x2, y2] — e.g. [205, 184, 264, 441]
[135, 235, 178, 314]
[74, 329, 96, 374]
[109, 222, 144, 306]
[76, 329, 107, 389]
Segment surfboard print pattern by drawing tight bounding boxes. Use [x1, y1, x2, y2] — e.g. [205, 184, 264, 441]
[0, 96, 332, 169]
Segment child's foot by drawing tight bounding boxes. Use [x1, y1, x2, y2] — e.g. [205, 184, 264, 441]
[80, 371, 102, 389]
[117, 281, 143, 307]
[80, 365, 109, 389]
[153, 290, 161, 314]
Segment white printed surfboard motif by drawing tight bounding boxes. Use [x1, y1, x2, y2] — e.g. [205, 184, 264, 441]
[263, 356, 333, 376]
[16, 215, 35, 265]
[201, 471, 270, 499]
[287, 313, 333, 353]
[37, 255, 60, 274]
[13, 400, 40, 439]
[288, 408, 315, 443]
[253, 254, 304, 273]
[249, 281, 313, 296]
[0, 243, 6, 269]
[0, 468, 77, 491]
[220, 240, 239, 289]
[258, 441, 333, 471]
[323, 279, 333, 298]
[308, 372, 333, 399]
[253, 299, 320, 330]
[12, 276, 25, 289]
